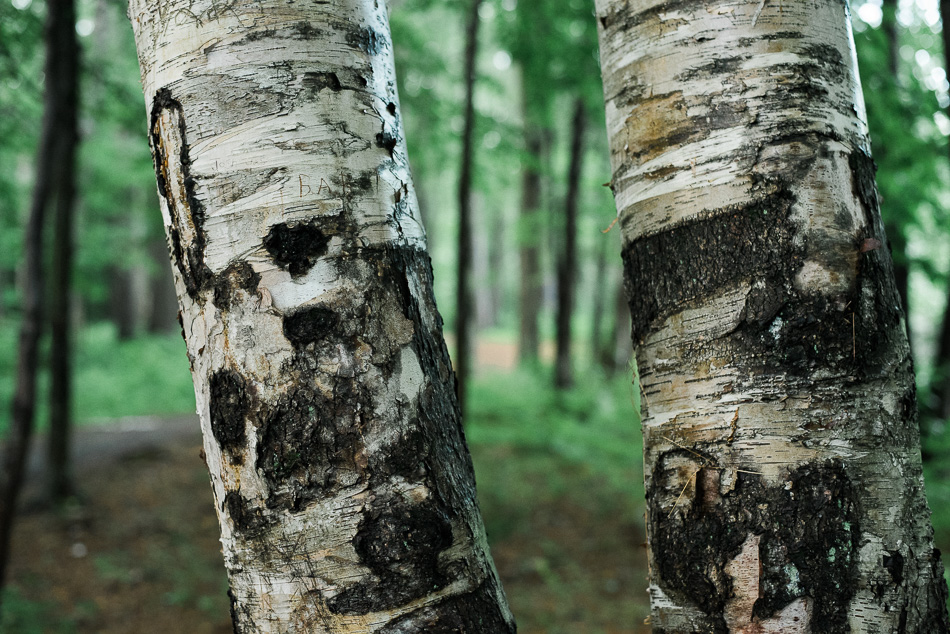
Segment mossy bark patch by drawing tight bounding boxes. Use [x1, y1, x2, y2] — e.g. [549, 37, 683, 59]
[256, 380, 362, 507]
[649, 457, 859, 633]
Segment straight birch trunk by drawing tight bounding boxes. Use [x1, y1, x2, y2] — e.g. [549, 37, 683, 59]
[596, 1, 950, 631]
[127, 1, 514, 631]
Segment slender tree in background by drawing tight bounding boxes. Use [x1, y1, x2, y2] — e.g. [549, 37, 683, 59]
[554, 99, 586, 389]
[930, 0, 950, 425]
[47, 32, 81, 501]
[880, 0, 911, 322]
[128, 0, 514, 630]
[0, 0, 79, 597]
[518, 127, 543, 365]
[597, 1, 949, 630]
[455, 0, 482, 417]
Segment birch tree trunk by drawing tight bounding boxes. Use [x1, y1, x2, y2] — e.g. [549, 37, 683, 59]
[128, 2, 514, 631]
[596, 1, 950, 631]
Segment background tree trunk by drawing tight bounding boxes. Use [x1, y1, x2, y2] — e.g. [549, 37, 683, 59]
[518, 128, 543, 365]
[128, 0, 514, 630]
[555, 99, 585, 389]
[928, 0, 950, 428]
[455, 0, 482, 417]
[596, 1, 950, 631]
[47, 73, 80, 501]
[881, 0, 911, 324]
[0, 0, 79, 598]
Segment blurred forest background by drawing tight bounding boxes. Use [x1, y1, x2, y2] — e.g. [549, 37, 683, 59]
[2, 0, 950, 631]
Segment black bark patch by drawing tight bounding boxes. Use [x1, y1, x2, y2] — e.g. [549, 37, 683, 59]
[292, 21, 322, 39]
[754, 461, 859, 630]
[924, 550, 950, 632]
[676, 56, 747, 82]
[212, 260, 260, 309]
[150, 88, 212, 300]
[208, 369, 254, 463]
[256, 379, 363, 506]
[376, 579, 514, 633]
[884, 550, 904, 585]
[737, 31, 806, 47]
[224, 491, 267, 533]
[801, 42, 846, 81]
[849, 149, 880, 218]
[262, 220, 330, 277]
[327, 499, 453, 615]
[622, 189, 799, 343]
[347, 26, 384, 55]
[386, 102, 397, 116]
[302, 71, 342, 93]
[376, 130, 398, 156]
[242, 27, 277, 43]
[649, 457, 859, 633]
[282, 305, 338, 349]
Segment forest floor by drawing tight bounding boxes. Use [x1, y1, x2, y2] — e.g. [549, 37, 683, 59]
[4, 412, 651, 634]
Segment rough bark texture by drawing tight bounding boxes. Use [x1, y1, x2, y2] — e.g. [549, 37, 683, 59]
[596, 1, 949, 631]
[518, 129, 542, 365]
[128, 1, 514, 631]
[455, 0, 482, 417]
[0, 0, 79, 596]
[555, 99, 586, 388]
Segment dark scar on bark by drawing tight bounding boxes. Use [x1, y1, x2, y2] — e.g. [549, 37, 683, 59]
[375, 579, 514, 633]
[224, 491, 267, 533]
[212, 260, 261, 309]
[621, 188, 799, 344]
[150, 88, 211, 299]
[302, 71, 342, 94]
[282, 305, 338, 349]
[648, 457, 859, 633]
[262, 220, 330, 277]
[327, 499, 454, 615]
[208, 368, 255, 463]
[347, 26, 384, 55]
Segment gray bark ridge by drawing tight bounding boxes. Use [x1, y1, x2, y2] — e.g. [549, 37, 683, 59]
[596, 0, 950, 632]
[128, 1, 514, 631]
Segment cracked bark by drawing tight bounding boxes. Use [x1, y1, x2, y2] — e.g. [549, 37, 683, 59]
[596, 1, 949, 631]
[128, 1, 514, 631]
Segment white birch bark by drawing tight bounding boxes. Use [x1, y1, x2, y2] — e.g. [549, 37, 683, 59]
[596, 1, 950, 632]
[127, 1, 514, 631]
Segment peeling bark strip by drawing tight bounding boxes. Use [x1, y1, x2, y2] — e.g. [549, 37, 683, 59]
[150, 88, 210, 299]
[128, 1, 514, 631]
[596, 0, 949, 632]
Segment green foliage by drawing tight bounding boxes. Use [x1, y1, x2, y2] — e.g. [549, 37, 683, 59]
[854, 16, 945, 267]
[0, 321, 195, 433]
[0, 586, 81, 634]
[0, 0, 43, 298]
[468, 366, 643, 540]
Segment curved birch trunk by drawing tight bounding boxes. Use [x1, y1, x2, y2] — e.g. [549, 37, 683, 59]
[127, 1, 514, 631]
[596, 1, 950, 631]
